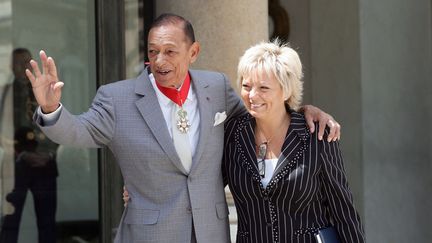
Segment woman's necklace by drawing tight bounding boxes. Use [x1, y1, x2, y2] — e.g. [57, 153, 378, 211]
[255, 115, 290, 178]
[255, 130, 277, 178]
[255, 115, 290, 160]
[256, 130, 275, 160]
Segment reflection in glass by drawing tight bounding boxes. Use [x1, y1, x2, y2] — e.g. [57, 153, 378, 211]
[0, 1, 98, 242]
[0, 48, 58, 243]
[125, 0, 143, 78]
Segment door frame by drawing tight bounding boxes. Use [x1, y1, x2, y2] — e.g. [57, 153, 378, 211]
[95, 0, 126, 242]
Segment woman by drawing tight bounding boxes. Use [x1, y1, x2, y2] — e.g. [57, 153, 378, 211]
[222, 40, 364, 243]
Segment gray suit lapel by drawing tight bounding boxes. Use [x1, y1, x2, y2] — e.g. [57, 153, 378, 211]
[134, 70, 188, 174]
[189, 71, 213, 171]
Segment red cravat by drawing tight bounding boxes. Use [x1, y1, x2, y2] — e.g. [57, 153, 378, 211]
[156, 73, 191, 106]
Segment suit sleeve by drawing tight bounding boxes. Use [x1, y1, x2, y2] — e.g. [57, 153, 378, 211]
[319, 136, 365, 243]
[222, 73, 246, 121]
[222, 117, 238, 187]
[34, 85, 115, 148]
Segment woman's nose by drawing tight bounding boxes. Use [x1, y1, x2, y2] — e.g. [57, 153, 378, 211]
[249, 88, 258, 99]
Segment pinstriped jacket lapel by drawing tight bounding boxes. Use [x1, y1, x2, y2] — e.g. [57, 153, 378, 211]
[272, 112, 310, 178]
[236, 115, 264, 182]
[134, 69, 188, 174]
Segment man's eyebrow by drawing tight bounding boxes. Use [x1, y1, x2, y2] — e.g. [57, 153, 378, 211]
[148, 41, 178, 46]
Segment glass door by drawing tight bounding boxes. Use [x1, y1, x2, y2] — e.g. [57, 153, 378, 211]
[0, 0, 99, 242]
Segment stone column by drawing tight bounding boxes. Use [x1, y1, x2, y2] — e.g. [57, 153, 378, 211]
[307, 0, 432, 242]
[309, 0, 364, 214]
[360, 0, 432, 242]
[155, 0, 268, 87]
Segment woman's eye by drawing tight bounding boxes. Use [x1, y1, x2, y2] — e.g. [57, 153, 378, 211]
[242, 84, 250, 90]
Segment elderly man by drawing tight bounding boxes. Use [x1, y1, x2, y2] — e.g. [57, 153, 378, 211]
[26, 13, 339, 243]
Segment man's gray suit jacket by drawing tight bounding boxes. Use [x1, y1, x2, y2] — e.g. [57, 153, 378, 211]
[34, 68, 245, 243]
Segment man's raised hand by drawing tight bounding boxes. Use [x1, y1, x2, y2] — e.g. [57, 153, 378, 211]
[25, 50, 63, 113]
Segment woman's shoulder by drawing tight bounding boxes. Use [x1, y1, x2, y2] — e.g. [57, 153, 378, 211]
[226, 113, 251, 128]
[225, 113, 252, 139]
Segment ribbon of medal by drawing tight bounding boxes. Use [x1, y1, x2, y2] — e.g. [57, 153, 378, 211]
[156, 73, 192, 134]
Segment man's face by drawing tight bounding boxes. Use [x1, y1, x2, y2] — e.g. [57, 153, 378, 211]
[148, 24, 199, 88]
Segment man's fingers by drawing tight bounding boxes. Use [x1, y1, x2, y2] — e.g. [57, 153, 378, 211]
[40, 50, 49, 75]
[25, 69, 36, 83]
[318, 118, 326, 140]
[122, 186, 129, 198]
[53, 81, 64, 91]
[305, 113, 316, 134]
[122, 186, 129, 207]
[29, 59, 42, 79]
[52, 82, 64, 101]
[327, 120, 337, 142]
[123, 194, 129, 207]
[47, 56, 58, 78]
[333, 123, 341, 141]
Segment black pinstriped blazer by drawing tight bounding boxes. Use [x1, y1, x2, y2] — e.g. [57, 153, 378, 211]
[223, 111, 365, 243]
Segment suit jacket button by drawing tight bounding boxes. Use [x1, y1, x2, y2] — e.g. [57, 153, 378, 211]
[186, 207, 192, 213]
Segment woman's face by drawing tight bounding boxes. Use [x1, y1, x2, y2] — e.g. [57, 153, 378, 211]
[240, 72, 287, 120]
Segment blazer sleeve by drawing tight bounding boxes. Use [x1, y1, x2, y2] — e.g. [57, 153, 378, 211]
[34, 85, 115, 148]
[222, 73, 246, 121]
[319, 135, 365, 243]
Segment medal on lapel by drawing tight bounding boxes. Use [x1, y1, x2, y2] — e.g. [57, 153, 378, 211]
[176, 107, 191, 133]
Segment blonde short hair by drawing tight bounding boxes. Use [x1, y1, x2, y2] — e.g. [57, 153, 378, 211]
[237, 39, 303, 110]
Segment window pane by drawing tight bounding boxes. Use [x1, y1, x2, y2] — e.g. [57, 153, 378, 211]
[125, 0, 143, 78]
[0, 0, 99, 242]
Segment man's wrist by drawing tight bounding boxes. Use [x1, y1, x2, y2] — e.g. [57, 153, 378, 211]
[41, 104, 60, 114]
[299, 104, 313, 113]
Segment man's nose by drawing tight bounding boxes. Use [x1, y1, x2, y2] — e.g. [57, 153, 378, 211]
[154, 53, 166, 66]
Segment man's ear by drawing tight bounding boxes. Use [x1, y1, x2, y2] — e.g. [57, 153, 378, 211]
[189, 42, 200, 64]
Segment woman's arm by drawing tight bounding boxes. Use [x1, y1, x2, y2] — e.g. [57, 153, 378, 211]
[319, 134, 365, 243]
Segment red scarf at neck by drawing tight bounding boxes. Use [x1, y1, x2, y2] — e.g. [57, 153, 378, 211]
[155, 73, 191, 106]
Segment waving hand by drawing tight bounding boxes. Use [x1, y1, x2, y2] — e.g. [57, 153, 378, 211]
[25, 50, 64, 113]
